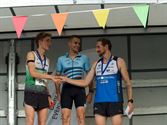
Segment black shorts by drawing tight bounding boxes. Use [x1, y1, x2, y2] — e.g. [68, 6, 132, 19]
[94, 102, 123, 117]
[24, 91, 49, 111]
[61, 86, 86, 109]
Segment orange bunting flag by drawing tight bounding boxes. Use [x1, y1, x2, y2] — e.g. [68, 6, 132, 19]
[12, 16, 28, 38]
[51, 13, 68, 36]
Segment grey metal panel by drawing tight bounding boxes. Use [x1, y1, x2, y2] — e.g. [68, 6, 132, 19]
[15, 40, 31, 73]
[132, 87, 167, 107]
[0, 76, 7, 91]
[0, 118, 7, 125]
[0, 41, 9, 73]
[46, 38, 69, 72]
[132, 71, 167, 79]
[131, 35, 167, 69]
[133, 115, 167, 125]
[0, 91, 7, 110]
[82, 36, 128, 63]
[17, 91, 24, 110]
[17, 118, 25, 125]
[17, 76, 26, 84]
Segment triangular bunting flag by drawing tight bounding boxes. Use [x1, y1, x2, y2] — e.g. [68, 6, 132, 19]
[133, 5, 149, 28]
[12, 16, 28, 38]
[51, 13, 68, 36]
[93, 9, 110, 29]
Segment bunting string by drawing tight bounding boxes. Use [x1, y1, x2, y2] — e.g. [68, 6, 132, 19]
[0, 3, 154, 37]
[0, 3, 160, 19]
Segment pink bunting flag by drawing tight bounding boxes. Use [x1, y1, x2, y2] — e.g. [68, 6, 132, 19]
[12, 16, 28, 38]
[51, 13, 68, 36]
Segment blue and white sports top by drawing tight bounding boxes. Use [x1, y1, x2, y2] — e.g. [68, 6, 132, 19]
[94, 56, 123, 103]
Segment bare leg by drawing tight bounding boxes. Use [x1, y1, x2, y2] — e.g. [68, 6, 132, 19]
[76, 106, 86, 125]
[24, 104, 35, 125]
[111, 114, 123, 125]
[37, 108, 48, 125]
[95, 114, 107, 125]
[62, 108, 71, 125]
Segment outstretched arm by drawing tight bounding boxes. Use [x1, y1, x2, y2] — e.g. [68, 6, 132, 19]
[61, 62, 97, 87]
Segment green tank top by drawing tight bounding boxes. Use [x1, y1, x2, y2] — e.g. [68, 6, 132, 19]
[25, 51, 49, 93]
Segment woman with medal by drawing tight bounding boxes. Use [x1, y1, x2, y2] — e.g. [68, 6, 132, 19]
[24, 32, 59, 125]
[60, 38, 134, 125]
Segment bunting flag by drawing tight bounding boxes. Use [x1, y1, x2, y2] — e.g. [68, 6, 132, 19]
[92, 9, 110, 29]
[12, 16, 28, 38]
[51, 13, 68, 36]
[133, 5, 149, 28]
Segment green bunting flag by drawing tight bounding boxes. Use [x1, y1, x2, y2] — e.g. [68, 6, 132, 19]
[133, 5, 149, 28]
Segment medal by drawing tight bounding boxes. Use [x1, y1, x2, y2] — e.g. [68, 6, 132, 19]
[101, 55, 112, 75]
[36, 50, 46, 70]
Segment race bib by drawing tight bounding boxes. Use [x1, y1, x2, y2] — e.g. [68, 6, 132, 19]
[35, 79, 47, 86]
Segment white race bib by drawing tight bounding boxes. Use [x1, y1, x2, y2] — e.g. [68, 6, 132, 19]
[35, 79, 47, 86]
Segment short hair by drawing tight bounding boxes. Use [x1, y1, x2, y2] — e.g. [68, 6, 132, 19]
[69, 35, 81, 42]
[35, 32, 52, 48]
[97, 38, 112, 51]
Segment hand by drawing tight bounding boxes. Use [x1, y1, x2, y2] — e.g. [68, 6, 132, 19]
[128, 102, 134, 114]
[56, 92, 61, 102]
[86, 93, 93, 104]
[51, 75, 62, 84]
[59, 76, 68, 83]
[48, 96, 55, 109]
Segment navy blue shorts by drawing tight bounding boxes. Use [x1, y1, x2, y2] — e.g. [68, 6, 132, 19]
[94, 102, 123, 117]
[61, 86, 86, 109]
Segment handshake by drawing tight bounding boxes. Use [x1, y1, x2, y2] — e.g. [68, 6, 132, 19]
[50, 75, 68, 84]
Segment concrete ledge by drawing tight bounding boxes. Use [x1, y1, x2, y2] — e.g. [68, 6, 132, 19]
[131, 79, 167, 88]
[134, 106, 167, 116]
[17, 79, 167, 91]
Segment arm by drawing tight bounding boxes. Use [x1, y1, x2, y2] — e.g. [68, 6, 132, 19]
[54, 58, 63, 101]
[54, 72, 61, 101]
[45, 82, 55, 108]
[61, 62, 97, 87]
[84, 56, 94, 103]
[27, 51, 55, 81]
[86, 80, 94, 104]
[117, 58, 134, 113]
[88, 80, 94, 93]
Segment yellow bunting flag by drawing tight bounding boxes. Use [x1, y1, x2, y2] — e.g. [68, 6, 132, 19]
[93, 9, 110, 29]
[51, 13, 68, 36]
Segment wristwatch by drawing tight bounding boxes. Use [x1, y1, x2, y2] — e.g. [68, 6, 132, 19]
[128, 99, 134, 103]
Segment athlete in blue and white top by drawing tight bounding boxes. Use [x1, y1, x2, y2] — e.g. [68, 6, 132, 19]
[60, 38, 134, 125]
[95, 55, 123, 103]
[56, 35, 93, 125]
